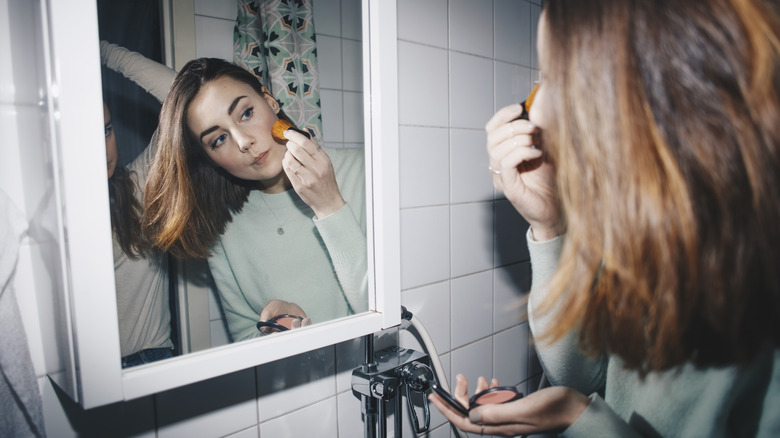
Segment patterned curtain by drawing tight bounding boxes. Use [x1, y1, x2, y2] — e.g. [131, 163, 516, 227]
[234, 0, 322, 138]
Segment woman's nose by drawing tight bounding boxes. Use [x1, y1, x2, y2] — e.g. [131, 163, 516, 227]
[234, 130, 255, 152]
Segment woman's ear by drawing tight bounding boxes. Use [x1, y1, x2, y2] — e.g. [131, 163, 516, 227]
[260, 85, 280, 114]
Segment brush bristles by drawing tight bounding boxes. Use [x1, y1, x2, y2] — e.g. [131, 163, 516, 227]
[272, 119, 294, 143]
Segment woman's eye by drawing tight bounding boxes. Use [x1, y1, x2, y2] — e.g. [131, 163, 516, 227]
[211, 133, 227, 149]
[104, 124, 112, 137]
[241, 107, 254, 121]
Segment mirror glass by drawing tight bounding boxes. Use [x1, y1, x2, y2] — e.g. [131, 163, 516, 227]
[97, 0, 367, 368]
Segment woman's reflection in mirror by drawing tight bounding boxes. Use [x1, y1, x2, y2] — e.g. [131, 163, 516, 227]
[133, 57, 368, 342]
[104, 102, 175, 368]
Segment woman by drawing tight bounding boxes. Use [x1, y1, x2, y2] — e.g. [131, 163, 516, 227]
[142, 58, 368, 342]
[105, 101, 174, 368]
[430, 0, 780, 436]
[101, 41, 178, 367]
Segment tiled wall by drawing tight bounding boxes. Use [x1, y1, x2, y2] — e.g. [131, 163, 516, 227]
[396, 0, 543, 435]
[2, 0, 542, 436]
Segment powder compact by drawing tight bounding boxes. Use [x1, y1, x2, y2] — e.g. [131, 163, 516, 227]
[431, 381, 523, 416]
[469, 386, 524, 409]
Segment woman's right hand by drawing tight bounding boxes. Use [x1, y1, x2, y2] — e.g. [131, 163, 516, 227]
[429, 374, 589, 437]
[486, 104, 562, 241]
[258, 300, 311, 334]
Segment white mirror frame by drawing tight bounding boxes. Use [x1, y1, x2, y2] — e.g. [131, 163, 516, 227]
[44, 0, 399, 408]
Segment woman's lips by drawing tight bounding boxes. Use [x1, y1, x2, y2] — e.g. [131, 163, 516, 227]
[252, 150, 270, 165]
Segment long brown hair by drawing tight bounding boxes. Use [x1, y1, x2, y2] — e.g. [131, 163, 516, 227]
[143, 58, 293, 259]
[109, 166, 150, 258]
[537, 0, 780, 373]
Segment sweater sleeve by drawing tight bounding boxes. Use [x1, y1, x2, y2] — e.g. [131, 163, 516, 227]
[562, 394, 642, 438]
[100, 40, 176, 104]
[100, 41, 172, 182]
[526, 228, 607, 395]
[314, 202, 368, 314]
[209, 241, 263, 342]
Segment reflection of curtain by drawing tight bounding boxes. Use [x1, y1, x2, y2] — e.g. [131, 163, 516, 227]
[234, 0, 322, 138]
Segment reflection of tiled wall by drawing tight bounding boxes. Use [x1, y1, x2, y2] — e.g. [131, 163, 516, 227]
[4, 0, 544, 436]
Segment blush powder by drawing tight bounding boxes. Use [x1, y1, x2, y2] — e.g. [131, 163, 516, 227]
[469, 387, 523, 408]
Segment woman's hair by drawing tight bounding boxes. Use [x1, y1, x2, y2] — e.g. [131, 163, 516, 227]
[143, 58, 293, 259]
[109, 166, 151, 258]
[537, 0, 780, 373]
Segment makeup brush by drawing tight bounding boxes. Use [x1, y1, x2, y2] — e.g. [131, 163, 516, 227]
[272, 119, 310, 142]
[519, 83, 539, 120]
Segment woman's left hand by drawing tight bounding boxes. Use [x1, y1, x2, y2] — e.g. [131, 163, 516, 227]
[282, 129, 345, 219]
[428, 374, 590, 436]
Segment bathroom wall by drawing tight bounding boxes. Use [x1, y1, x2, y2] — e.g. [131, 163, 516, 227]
[1, 0, 542, 436]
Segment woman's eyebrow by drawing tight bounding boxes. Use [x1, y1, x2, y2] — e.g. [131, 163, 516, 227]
[198, 95, 248, 143]
[228, 95, 247, 116]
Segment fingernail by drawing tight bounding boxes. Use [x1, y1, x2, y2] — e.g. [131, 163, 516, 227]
[469, 409, 482, 424]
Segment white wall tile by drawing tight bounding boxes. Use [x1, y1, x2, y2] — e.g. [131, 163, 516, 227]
[531, 3, 542, 69]
[261, 396, 338, 436]
[449, 52, 494, 130]
[450, 202, 493, 277]
[337, 390, 364, 438]
[399, 126, 449, 208]
[449, 337, 493, 391]
[398, 0, 448, 48]
[398, 41, 449, 127]
[493, 323, 529, 387]
[342, 91, 364, 143]
[41, 377, 158, 438]
[0, 0, 39, 105]
[401, 281, 451, 354]
[340, 0, 362, 40]
[320, 88, 344, 143]
[494, 0, 533, 66]
[318, 35, 343, 90]
[341, 38, 362, 92]
[494, 199, 530, 266]
[449, 0, 493, 56]
[226, 426, 260, 438]
[451, 272, 493, 349]
[450, 128, 494, 204]
[156, 368, 257, 438]
[495, 61, 534, 112]
[194, 16, 235, 60]
[314, 0, 341, 37]
[493, 262, 530, 332]
[335, 337, 364, 393]
[400, 206, 450, 289]
[256, 347, 336, 421]
[194, 0, 235, 20]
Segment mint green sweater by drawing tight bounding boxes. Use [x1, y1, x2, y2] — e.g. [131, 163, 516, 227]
[208, 147, 368, 342]
[527, 230, 780, 437]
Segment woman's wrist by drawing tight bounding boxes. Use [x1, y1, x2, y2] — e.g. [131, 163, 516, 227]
[529, 224, 562, 242]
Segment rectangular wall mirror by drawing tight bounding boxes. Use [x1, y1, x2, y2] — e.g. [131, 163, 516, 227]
[44, 0, 400, 408]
